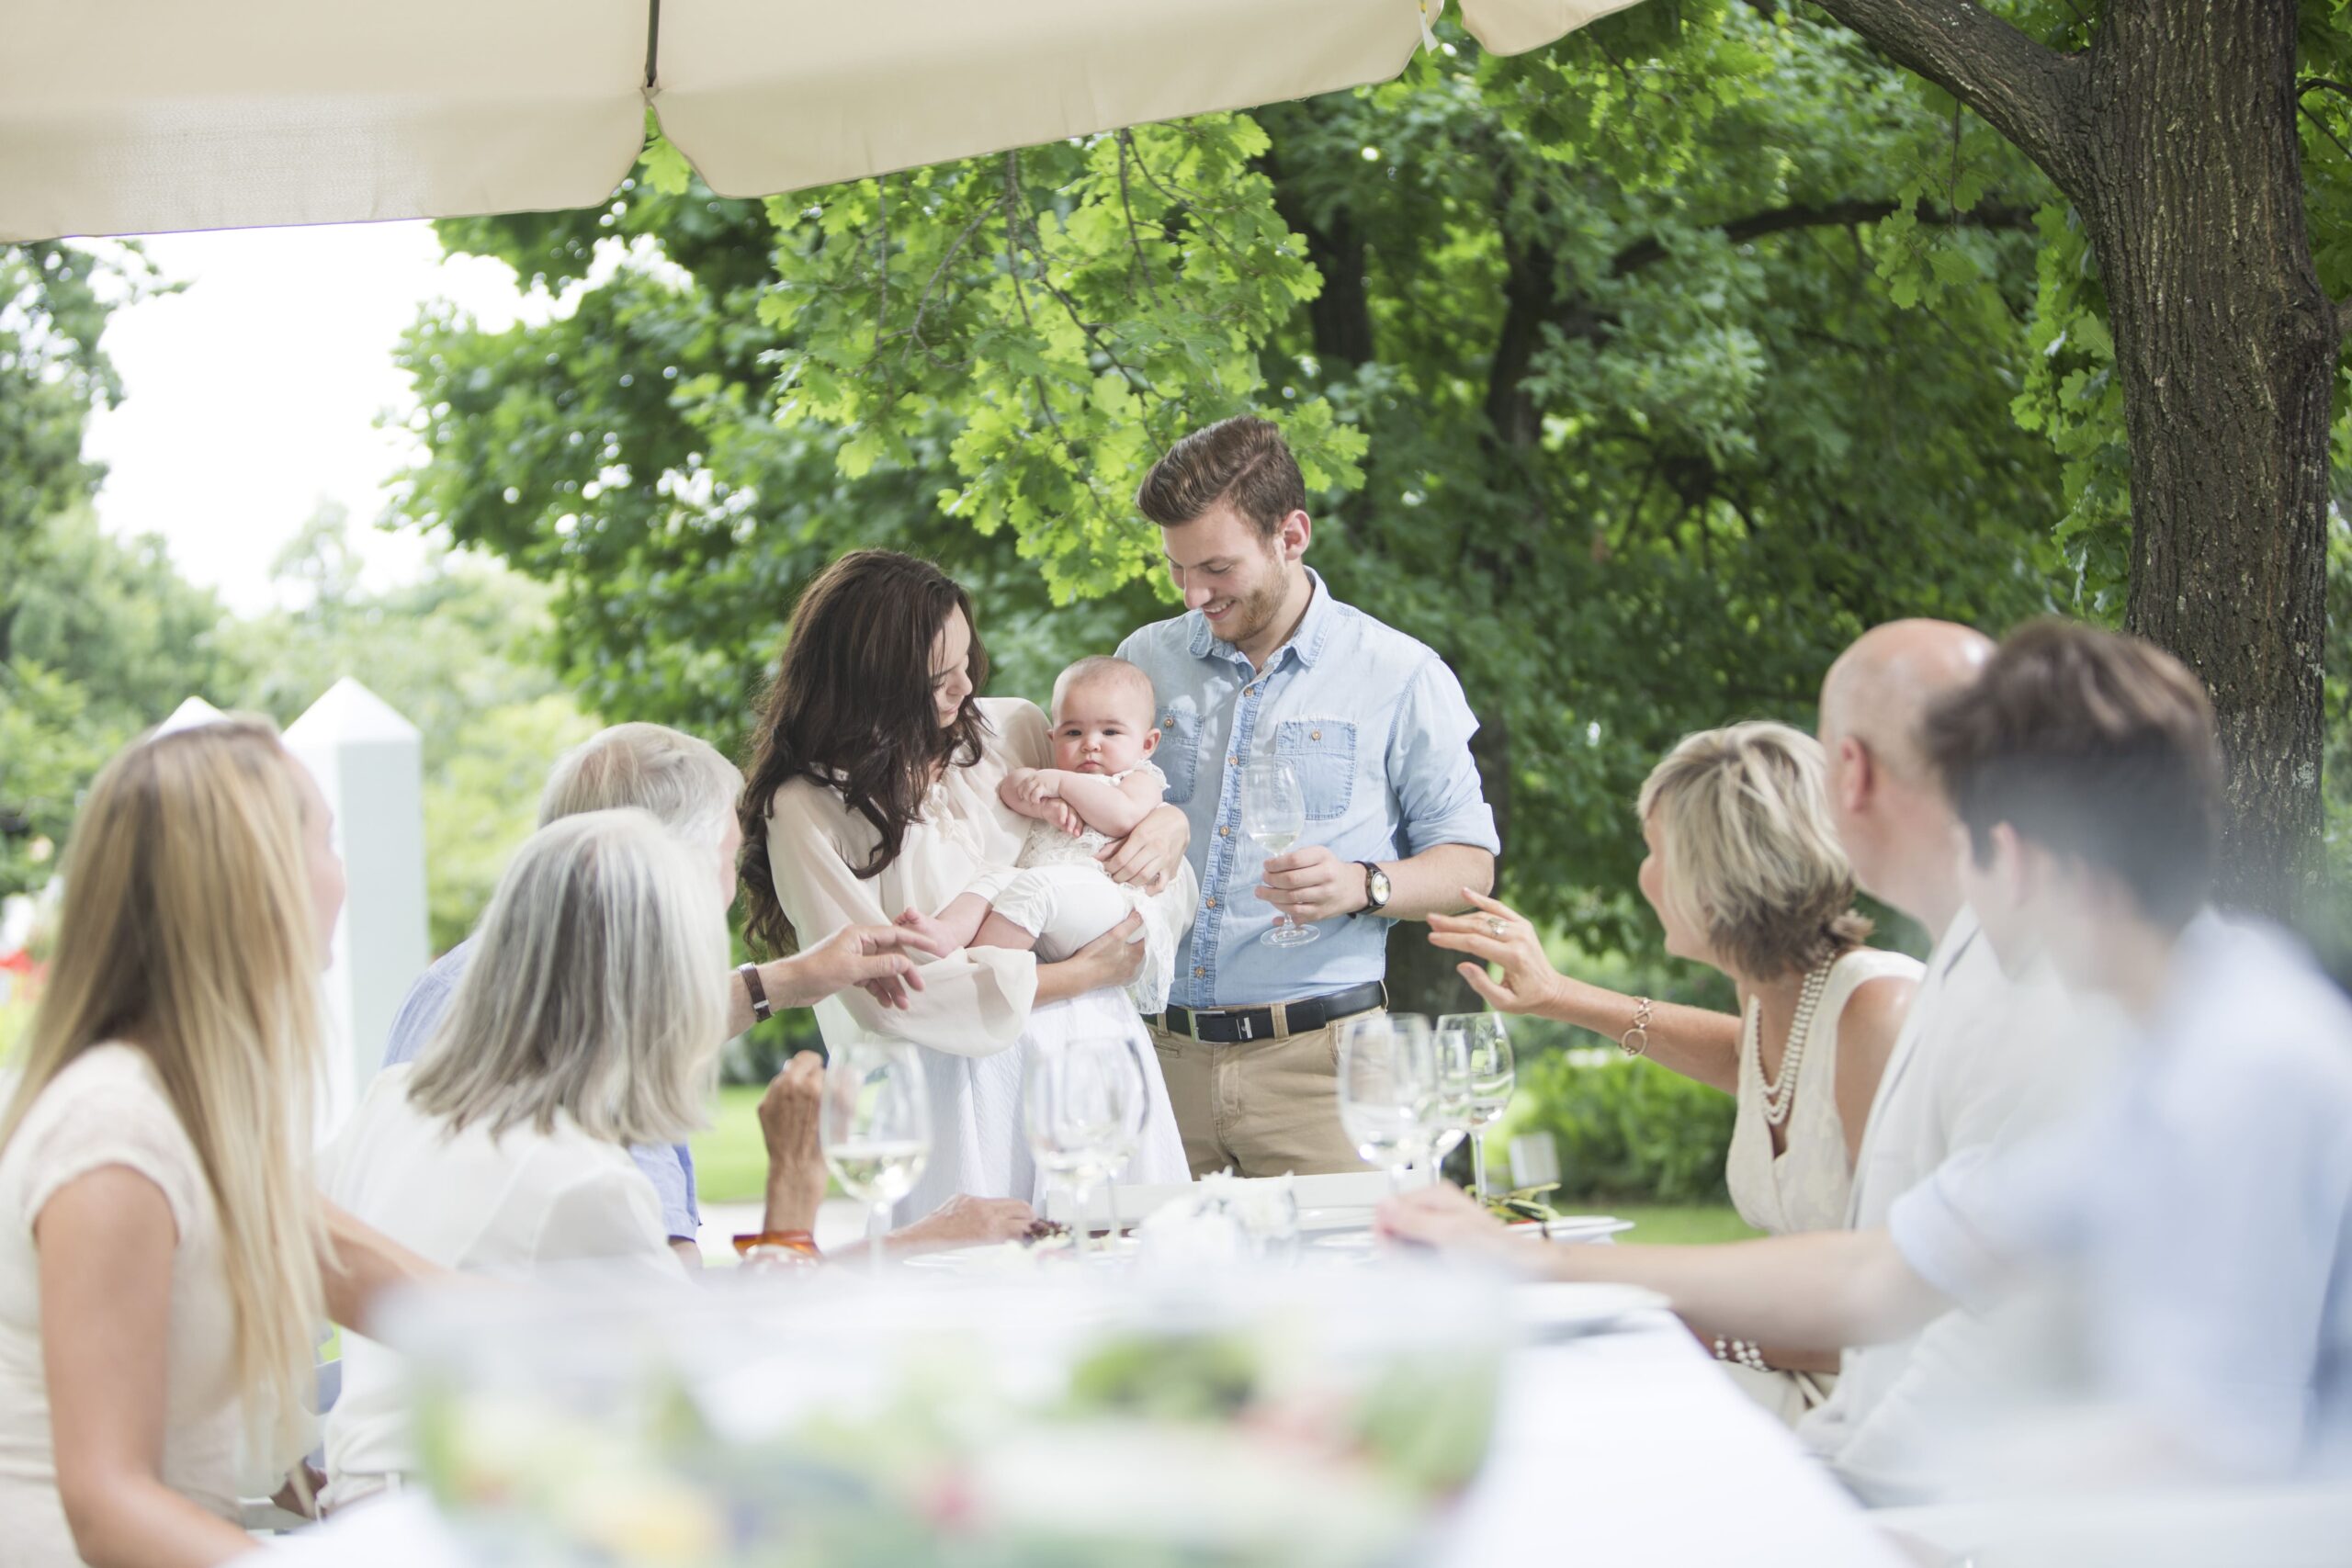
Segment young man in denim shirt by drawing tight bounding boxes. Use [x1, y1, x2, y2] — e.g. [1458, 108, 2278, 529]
[1117, 416, 1499, 1177]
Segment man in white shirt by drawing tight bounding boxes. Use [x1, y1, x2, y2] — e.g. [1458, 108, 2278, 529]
[1800, 623, 2113, 1500]
[1385, 620, 2352, 1488]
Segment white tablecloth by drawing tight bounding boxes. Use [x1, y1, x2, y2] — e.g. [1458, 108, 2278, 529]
[1439, 1314, 1905, 1568]
[261, 1309, 1900, 1568]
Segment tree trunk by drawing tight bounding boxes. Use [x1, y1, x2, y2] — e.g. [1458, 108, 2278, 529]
[1814, 0, 2341, 919]
[2077, 0, 2335, 915]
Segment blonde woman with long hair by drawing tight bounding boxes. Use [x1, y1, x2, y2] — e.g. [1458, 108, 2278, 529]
[1426, 721, 1920, 1420]
[0, 717, 436, 1568]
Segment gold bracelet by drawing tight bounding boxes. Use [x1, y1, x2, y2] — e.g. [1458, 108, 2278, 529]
[1620, 997, 1653, 1058]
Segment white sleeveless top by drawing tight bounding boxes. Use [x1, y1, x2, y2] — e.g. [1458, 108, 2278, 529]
[1726, 948, 1923, 1238]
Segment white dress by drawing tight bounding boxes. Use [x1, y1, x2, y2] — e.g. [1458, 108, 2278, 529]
[763, 697, 1191, 1222]
[317, 1065, 684, 1507]
[991, 760, 1199, 1015]
[1724, 947, 1923, 1421]
[0, 1045, 245, 1568]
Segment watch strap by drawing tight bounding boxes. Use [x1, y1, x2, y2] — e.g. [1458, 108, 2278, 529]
[737, 961, 774, 1022]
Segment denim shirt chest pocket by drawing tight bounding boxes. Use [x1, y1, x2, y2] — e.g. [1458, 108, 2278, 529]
[1273, 718, 1358, 821]
[1152, 694, 1206, 805]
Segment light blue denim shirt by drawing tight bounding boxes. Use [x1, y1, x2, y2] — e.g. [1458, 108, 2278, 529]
[1116, 570, 1498, 1010]
[379, 937, 701, 1243]
[1889, 915, 2352, 1477]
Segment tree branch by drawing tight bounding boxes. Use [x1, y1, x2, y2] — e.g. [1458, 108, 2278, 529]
[1609, 197, 2039, 276]
[1810, 0, 2089, 198]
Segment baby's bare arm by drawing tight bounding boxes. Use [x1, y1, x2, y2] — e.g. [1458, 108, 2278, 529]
[1055, 769, 1161, 840]
[997, 766, 1059, 822]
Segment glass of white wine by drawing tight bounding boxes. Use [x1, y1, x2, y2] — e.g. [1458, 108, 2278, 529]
[820, 1042, 931, 1271]
[1242, 759, 1320, 948]
[1436, 1012, 1514, 1199]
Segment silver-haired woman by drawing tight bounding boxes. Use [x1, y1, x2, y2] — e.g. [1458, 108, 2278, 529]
[319, 808, 809, 1508]
[1428, 721, 1919, 1420]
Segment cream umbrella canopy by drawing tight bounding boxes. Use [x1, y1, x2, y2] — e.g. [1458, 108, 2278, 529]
[0, 0, 1644, 243]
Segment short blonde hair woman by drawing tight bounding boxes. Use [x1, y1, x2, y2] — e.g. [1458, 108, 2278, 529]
[322, 808, 830, 1507]
[1427, 721, 1920, 1423]
[0, 717, 435, 1568]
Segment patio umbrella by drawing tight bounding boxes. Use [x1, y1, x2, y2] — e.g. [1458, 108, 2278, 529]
[0, 0, 1645, 243]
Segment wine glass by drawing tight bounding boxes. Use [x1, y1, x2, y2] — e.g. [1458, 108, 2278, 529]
[820, 1042, 931, 1272]
[1242, 760, 1320, 948]
[1437, 1012, 1515, 1200]
[1336, 1013, 1439, 1192]
[1092, 1033, 1154, 1246]
[1431, 1024, 1478, 1170]
[1023, 1034, 1145, 1253]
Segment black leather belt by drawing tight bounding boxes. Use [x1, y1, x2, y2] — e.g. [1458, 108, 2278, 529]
[1154, 982, 1388, 1044]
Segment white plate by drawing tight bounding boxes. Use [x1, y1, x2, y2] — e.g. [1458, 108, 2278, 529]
[1296, 1205, 1376, 1234]
[1511, 1281, 1670, 1336]
[901, 1236, 1136, 1272]
[1306, 1230, 1378, 1252]
[1508, 1215, 1635, 1244]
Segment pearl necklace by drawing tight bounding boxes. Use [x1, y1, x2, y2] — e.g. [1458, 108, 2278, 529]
[1745, 957, 1836, 1130]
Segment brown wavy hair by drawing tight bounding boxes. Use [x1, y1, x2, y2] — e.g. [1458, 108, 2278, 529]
[738, 550, 990, 955]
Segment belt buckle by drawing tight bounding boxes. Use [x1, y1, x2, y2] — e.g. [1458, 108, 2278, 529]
[1236, 1013, 1254, 1043]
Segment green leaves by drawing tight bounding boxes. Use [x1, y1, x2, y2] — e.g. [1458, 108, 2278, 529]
[758, 119, 1345, 600]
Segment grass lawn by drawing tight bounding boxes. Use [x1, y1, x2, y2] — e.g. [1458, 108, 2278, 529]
[694, 1084, 1759, 1244]
[691, 1084, 774, 1206]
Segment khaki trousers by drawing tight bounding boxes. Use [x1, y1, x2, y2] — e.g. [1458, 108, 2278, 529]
[1147, 1010, 1381, 1179]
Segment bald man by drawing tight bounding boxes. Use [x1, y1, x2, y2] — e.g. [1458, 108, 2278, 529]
[1799, 622, 2110, 1500]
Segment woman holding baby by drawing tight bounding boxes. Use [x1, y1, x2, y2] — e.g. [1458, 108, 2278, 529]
[739, 550, 1193, 1214]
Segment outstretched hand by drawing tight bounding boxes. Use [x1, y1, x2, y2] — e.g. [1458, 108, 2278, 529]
[1426, 889, 1564, 1016]
[775, 922, 928, 1011]
[1374, 1180, 1520, 1261]
[885, 1194, 1038, 1256]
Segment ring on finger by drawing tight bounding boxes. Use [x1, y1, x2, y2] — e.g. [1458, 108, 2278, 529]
[1487, 916, 1509, 939]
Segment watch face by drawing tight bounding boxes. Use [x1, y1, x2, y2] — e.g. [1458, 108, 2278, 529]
[1368, 865, 1391, 908]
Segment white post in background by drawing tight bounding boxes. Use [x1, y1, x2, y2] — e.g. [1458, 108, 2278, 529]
[285, 679, 428, 1133]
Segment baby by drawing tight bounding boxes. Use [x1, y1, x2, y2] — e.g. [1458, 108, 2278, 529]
[897, 656, 1196, 1011]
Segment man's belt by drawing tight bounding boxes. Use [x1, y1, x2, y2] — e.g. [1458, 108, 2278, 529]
[1156, 982, 1388, 1044]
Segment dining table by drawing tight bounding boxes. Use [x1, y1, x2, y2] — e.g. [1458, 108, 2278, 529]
[255, 1255, 1908, 1568]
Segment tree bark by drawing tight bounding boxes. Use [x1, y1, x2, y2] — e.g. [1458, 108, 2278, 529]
[1815, 0, 2339, 917]
[2075, 1, 2335, 913]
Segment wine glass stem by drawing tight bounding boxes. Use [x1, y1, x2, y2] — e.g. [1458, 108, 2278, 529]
[1471, 1133, 1488, 1200]
[868, 1199, 889, 1273]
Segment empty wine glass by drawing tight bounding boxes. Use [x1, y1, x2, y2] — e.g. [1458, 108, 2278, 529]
[1337, 1013, 1439, 1192]
[820, 1042, 932, 1271]
[1437, 1011, 1515, 1199]
[1432, 1024, 1478, 1169]
[1023, 1034, 1145, 1252]
[1242, 760, 1320, 948]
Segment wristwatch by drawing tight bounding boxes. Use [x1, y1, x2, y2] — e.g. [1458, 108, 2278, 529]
[1357, 861, 1392, 916]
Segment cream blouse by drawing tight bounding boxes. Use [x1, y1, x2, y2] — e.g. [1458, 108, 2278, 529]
[764, 697, 1055, 1056]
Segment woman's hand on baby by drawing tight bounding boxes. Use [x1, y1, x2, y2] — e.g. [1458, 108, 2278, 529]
[1073, 912, 1148, 988]
[1099, 805, 1187, 891]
